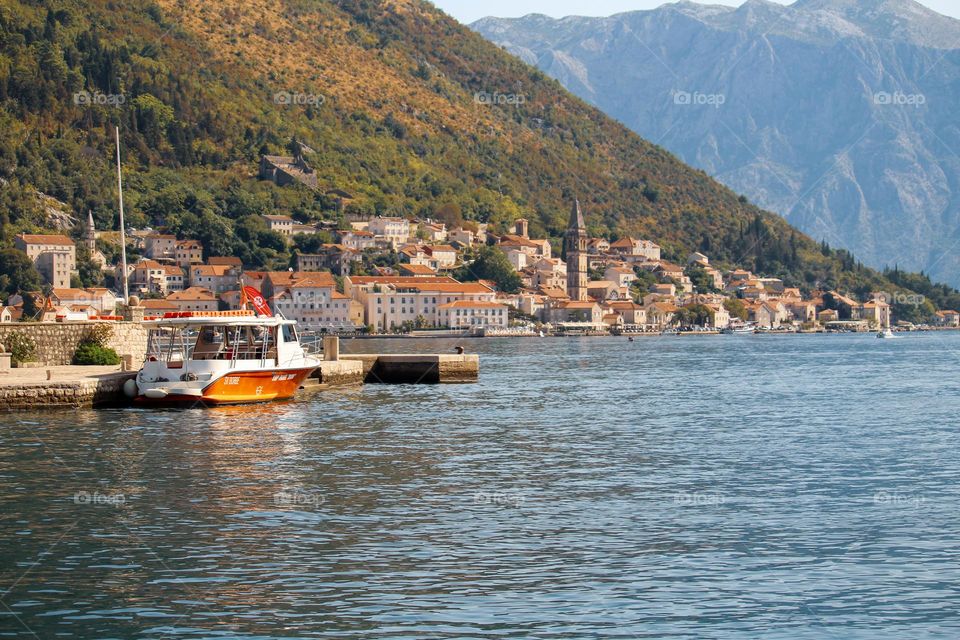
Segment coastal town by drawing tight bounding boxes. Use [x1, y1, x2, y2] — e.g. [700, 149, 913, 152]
[4, 197, 953, 335]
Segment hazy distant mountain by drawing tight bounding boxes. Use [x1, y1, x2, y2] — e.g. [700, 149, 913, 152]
[474, 0, 960, 285]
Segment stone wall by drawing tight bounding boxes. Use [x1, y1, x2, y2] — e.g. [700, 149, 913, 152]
[0, 373, 135, 411]
[310, 360, 364, 387]
[0, 322, 148, 366]
[341, 354, 479, 383]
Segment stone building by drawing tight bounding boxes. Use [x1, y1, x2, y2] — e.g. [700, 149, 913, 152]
[14, 234, 76, 288]
[259, 154, 319, 190]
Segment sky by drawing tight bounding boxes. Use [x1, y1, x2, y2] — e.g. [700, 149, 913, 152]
[429, 0, 960, 25]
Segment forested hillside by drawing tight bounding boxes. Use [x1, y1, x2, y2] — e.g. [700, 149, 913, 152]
[0, 0, 957, 310]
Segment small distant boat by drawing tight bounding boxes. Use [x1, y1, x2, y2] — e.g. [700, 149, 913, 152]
[538, 330, 545, 338]
[877, 328, 896, 339]
[721, 325, 755, 334]
[660, 328, 680, 336]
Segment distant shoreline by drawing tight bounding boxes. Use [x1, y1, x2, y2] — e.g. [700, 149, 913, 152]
[344, 327, 960, 339]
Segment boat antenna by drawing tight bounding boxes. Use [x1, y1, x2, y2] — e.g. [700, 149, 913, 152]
[115, 126, 129, 303]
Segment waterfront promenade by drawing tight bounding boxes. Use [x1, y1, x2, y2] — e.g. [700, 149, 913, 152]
[0, 348, 479, 410]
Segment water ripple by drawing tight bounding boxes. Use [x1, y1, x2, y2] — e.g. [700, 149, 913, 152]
[1, 334, 959, 638]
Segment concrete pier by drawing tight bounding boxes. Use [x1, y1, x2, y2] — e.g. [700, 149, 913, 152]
[342, 353, 479, 384]
[300, 359, 365, 390]
[0, 366, 136, 411]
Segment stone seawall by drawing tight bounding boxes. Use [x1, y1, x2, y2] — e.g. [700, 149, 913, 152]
[0, 322, 148, 366]
[342, 354, 479, 383]
[307, 360, 364, 387]
[0, 371, 135, 411]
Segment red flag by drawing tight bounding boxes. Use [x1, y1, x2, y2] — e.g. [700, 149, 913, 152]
[242, 286, 272, 317]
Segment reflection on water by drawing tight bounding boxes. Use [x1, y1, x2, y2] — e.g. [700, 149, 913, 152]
[2, 334, 960, 638]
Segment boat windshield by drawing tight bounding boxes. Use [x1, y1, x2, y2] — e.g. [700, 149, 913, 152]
[192, 324, 278, 361]
[147, 324, 279, 363]
[146, 327, 190, 362]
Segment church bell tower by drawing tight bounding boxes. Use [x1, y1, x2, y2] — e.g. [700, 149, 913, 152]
[565, 198, 588, 301]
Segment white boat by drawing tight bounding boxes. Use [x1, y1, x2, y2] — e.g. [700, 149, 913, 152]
[722, 325, 756, 334]
[877, 328, 896, 339]
[128, 310, 320, 405]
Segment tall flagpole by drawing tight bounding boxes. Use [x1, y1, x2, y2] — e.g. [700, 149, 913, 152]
[115, 126, 129, 302]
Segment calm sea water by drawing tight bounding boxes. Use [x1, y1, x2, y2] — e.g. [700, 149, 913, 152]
[2, 333, 960, 639]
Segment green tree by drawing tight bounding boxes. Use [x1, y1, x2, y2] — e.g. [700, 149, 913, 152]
[453, 246, 521, 293]
[723, 298, 748, 321]
[75, 246, 104, 288]
[132, 94, 176, 148]
[434, 202, 463, 229]
[0, 249, 43, 300]
[674, 303, 715, 327]
[685, 263, 718, 293]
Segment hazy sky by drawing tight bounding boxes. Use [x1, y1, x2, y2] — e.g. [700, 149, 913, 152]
[430, 0, 960, 25]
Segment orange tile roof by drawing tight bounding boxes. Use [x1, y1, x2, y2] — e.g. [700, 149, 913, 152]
[650, 302, 679, 312]
[208, 256, 242, 266]
[539, 287, 569, 299]
[349, 276, 457, 285]
[402, 282, 494, 294]
[191, 264, 234, 277]
[141, 299, 178, 310]
[167, 287, 217, 301]
[17, 233, 74, 245]
[266, 271, 336, 287]
[656, 262, 684, 272]
[134, 259, 166, 270]
[51, 288, 96, 300]
[398, 264, 437, 275]
[289, 275, 337, 289]
[606, 301, 642, 310]
[499, 235, 540, 248]
[438, 300, 507, 309]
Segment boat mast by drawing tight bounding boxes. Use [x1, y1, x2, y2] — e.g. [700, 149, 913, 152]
[115, 125, 129, 302]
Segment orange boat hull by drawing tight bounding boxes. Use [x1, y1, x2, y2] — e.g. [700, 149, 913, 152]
[135, 366, 316, 406]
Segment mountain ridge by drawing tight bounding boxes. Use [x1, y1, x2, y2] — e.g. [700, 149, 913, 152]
[473, 0, 960, 285]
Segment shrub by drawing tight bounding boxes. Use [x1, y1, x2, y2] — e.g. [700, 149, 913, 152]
[72, 324, 120, 365]
[72, 343, 121, 366]
[85, 324, 114, 348]
[7, 332, 36, 366]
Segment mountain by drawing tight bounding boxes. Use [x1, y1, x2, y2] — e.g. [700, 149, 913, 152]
[472, 0, 960, 286]
[0, 0, 951, 308]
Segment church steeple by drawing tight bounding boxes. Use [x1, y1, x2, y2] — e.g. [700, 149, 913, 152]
[564, 197, 588, 301]
[85, 211, 96, 252]
[569, 198, 585, 231]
